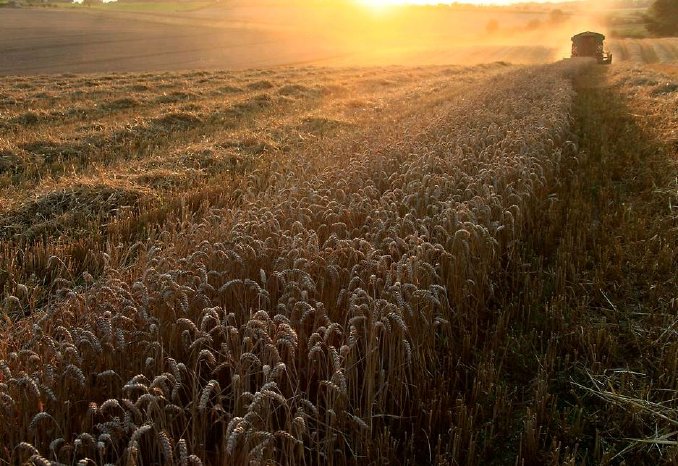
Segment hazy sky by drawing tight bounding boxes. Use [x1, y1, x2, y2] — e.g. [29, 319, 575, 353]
[359, 0, 567, 5]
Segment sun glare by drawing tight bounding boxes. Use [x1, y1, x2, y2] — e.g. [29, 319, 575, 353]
[357, 0, 560, 7]
[357, 0, 405, 10]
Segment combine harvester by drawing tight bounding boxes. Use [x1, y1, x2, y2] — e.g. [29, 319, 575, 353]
[571, 31, 613, 64]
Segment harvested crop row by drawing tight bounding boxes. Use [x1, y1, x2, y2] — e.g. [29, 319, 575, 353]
[0, 65, 466, 195]
[0, 59, 590, 465]
[0, 64, 507, 312]
[0, 65, 440, 126]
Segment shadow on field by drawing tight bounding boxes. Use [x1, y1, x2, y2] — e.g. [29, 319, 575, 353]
[495, 65, 677, 464]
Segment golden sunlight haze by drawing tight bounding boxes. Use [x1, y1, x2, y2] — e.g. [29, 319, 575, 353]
[357, 0, 566, 6]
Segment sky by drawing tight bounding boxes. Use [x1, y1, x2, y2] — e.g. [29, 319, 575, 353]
[358, 0, 567, 5]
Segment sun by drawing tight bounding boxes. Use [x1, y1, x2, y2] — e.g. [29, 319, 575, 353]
[357, 0, 409, 9]
[355, 0, 492, 9]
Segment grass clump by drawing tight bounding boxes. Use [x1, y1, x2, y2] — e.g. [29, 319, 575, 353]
[102, 97, 140, 110]
[19, 140, 82, 164]
[215, 85, 243, 94]
[0, 184, 147, 241]
[152, 112, 202, 130]
[10, 110, 43, 126]
[246, 79, 276, 91]
[154, 91, 196, 104]
[0, 148, 24, 175]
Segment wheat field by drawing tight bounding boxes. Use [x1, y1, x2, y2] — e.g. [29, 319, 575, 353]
[0, 52, 677, 466]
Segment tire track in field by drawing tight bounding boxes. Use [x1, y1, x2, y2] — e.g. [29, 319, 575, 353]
[616, 42, 630, 61]
[655, 40, 678, 62]
[640, 43, 660, 64]
[610, 38, 678, 64]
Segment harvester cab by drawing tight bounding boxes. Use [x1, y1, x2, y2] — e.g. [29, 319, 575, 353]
[571, 31, 612, 64]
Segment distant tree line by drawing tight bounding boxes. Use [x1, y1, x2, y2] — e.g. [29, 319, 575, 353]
[644, 0, 678, 36]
